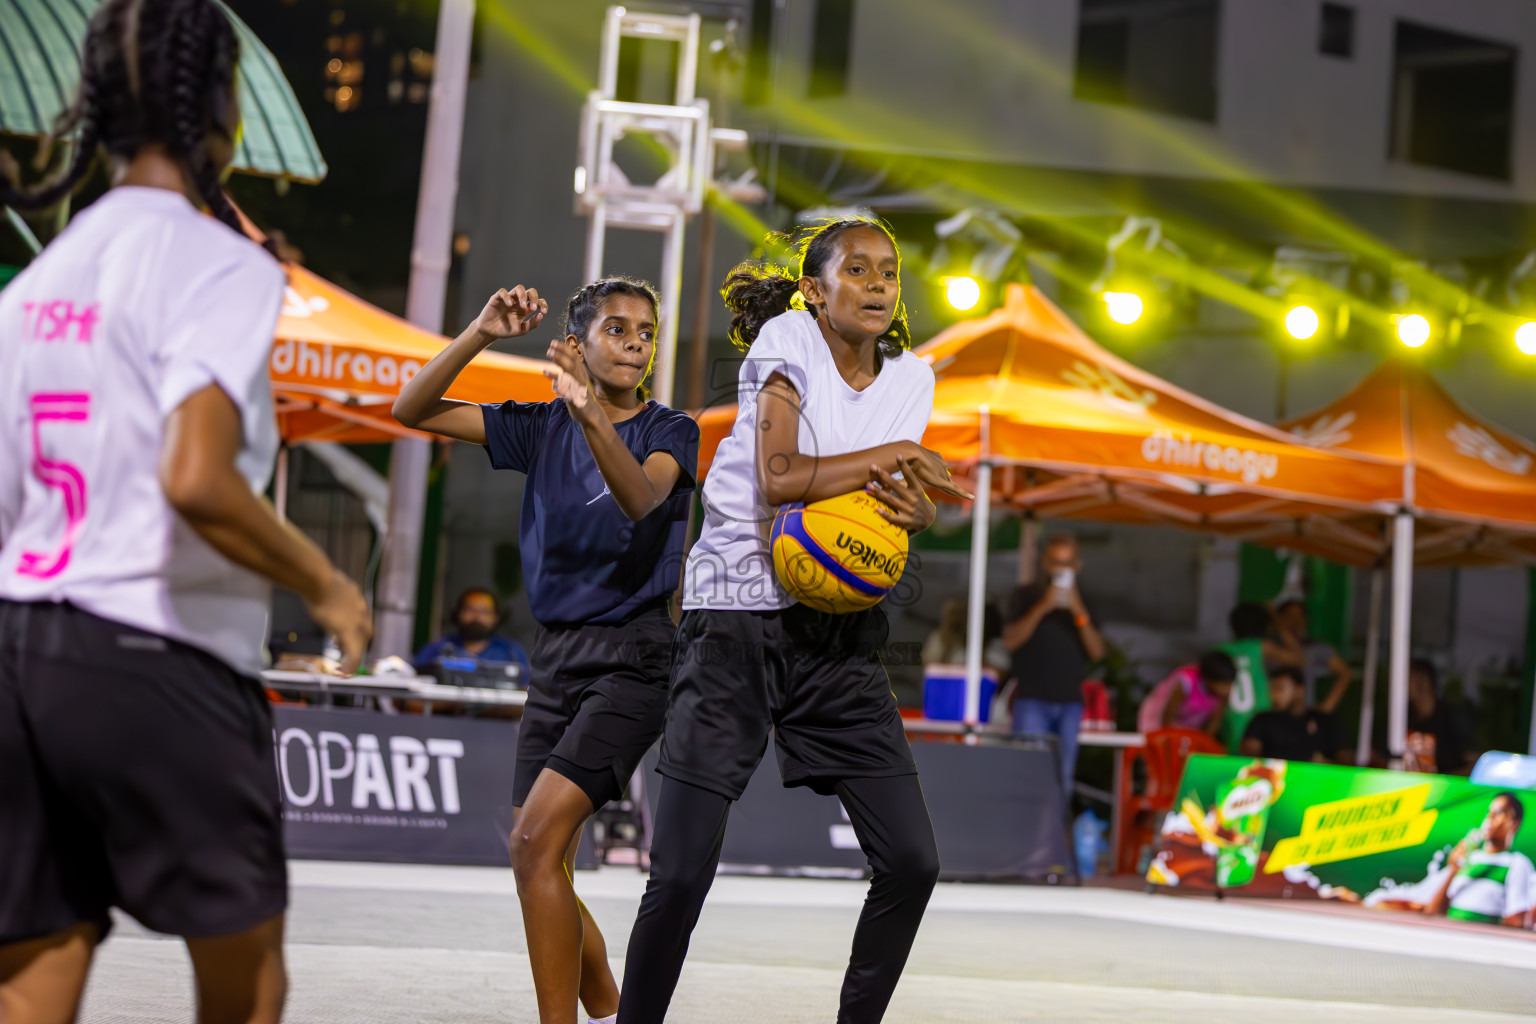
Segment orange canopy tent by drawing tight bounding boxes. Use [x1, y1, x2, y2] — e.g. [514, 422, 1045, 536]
[1276, 361, 1536, 761]
[270, 266, 553, 445]
[1277, 360, 1536, 566]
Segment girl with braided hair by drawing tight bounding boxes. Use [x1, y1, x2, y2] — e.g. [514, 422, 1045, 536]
[394, 279, 699, 1024]
[619, 219, 968, 1024]
[0, 0, 372, 1020]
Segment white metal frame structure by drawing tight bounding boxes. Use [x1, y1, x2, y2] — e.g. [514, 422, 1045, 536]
[576, 6, 733, 406]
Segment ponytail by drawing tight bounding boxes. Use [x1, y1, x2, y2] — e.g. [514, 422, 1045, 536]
[721, 218, 912, 358]
[721, 264, 803, 350]
[166, 0, 249, 244]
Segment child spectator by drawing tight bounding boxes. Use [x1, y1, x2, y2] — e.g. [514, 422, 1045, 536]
[1241, 666, 1352, 763]
[1138, 651, 1237, 738]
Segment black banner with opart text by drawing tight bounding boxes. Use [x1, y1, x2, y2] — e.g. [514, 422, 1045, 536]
[271, 705, 519, 866]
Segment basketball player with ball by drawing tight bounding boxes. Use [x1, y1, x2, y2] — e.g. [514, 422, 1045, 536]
[619, 220, 968, 1024]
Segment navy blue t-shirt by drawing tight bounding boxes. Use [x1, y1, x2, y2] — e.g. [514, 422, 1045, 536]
[480, 399, 699, 627]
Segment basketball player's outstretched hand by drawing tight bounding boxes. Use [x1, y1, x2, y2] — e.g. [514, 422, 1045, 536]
[474, 285, 546, 340]
[868, 455, 936, 532]
[904, 444, 972, 499]
[305, 569, 373, 675]
[543, 337, 592, 413]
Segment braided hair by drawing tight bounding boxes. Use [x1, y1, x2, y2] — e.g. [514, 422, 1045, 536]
[721, 218, 912, 358]
[563, 276, 662, 396]
[0, 0, 250, 244]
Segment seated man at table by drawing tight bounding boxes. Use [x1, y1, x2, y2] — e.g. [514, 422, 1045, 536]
[1241, 666, 1352, 764]
[413, 587, 532, 679]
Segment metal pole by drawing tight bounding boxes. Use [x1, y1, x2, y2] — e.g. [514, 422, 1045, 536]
[584, 204, 607, 283]
[964, 462, 993, 730]
[377, 0, 476, 659]
[654, 212, 686, 407]
[1387, 512, 1415, 769]
[1357, 567, 1384, 766]
[963, 405, 993, 731]
[686, 199, 718, 410]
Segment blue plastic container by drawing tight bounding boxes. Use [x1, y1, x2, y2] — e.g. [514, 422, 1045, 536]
[922, 667, 996, 723]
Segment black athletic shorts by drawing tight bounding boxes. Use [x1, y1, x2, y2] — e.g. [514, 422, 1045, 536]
[658, 604, 917, 800]
[514, 605, 675, 810]
[0, 601, 287, 946]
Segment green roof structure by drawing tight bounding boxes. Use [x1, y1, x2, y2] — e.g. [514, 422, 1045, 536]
[0, 0, 326, 182]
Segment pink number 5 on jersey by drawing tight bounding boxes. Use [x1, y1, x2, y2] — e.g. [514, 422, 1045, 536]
[19, 392, 91, 579]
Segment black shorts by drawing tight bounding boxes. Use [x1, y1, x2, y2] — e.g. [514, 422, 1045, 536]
[514, 606, 674, 810]
[658, 604, 917, 800]
[0, 601, 287, 946]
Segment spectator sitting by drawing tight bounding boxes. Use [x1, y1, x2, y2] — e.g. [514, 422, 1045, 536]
[922, 598, 1010, 677]
[1241, 666, 1352, 764]
[1274, 599, 1352, 713]
[412, 587, 532, 679]
[1138, 651, 1236, 738]
[1403, 658, 1477, 775]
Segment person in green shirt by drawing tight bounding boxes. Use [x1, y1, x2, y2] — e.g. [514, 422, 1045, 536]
[1218, 602, 1303, 754]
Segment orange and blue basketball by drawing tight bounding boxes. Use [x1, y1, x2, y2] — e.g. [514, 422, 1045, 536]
[770, 490, 909, 614]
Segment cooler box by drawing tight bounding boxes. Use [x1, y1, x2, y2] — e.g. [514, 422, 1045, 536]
[923, 664, 998, 723]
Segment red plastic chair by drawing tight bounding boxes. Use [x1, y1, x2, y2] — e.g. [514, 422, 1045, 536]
[1115, 727, 1226, 875]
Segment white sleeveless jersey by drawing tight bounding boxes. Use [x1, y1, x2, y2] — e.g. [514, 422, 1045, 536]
[0, 186, 283, 674]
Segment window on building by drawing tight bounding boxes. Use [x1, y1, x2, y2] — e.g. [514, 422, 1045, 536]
[1074, 0, 1220, 123]
[1319, 3, 1355, 58]
[808, 0, 855, 99]
[1390, 20, 1516, 181]
[744, 0, 776, 106]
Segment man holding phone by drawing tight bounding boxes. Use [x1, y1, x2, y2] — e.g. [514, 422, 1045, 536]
[1003, 533, 1106, 801]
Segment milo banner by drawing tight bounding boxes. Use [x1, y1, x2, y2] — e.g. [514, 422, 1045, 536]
[1147, 755, 1536, 931]
[271, 706, 520, 866]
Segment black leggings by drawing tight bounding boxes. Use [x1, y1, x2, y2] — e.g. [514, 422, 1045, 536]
[618, 774, 939, 1024]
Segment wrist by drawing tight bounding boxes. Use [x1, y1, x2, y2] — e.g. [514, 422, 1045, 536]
[297, 555, 337, 605]
[568, 390, 600, 422]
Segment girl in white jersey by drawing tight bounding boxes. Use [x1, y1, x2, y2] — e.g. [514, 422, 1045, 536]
[618, 220, 968, 1024]
[0, 2, 371, 1021]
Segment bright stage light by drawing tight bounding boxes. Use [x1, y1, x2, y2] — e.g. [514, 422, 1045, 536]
[945, 276, 981, 311]
[1517, 322, 1536, 355]
[1397, 314, 1431, 348]
[1284, 304, 1320, 341]
[1103, 291, 1144, 325]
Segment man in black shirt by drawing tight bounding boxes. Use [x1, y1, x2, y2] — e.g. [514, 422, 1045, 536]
[1004, 534, 1105, 799]
[1241, 666, 1351, 764]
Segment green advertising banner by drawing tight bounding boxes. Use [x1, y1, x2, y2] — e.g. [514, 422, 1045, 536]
[1147, 755, 1536, 932]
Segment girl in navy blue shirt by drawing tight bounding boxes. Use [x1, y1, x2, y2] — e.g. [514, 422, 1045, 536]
[394, 278, 698, 1024]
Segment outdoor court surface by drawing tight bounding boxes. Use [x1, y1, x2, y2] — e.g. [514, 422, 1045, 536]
[81, 861, 1536, 1023]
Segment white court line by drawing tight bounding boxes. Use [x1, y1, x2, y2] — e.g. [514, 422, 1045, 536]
[290, 861, 1536, 972]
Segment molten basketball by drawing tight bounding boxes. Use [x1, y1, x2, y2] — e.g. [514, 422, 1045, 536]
[770, 490, 910, 614]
